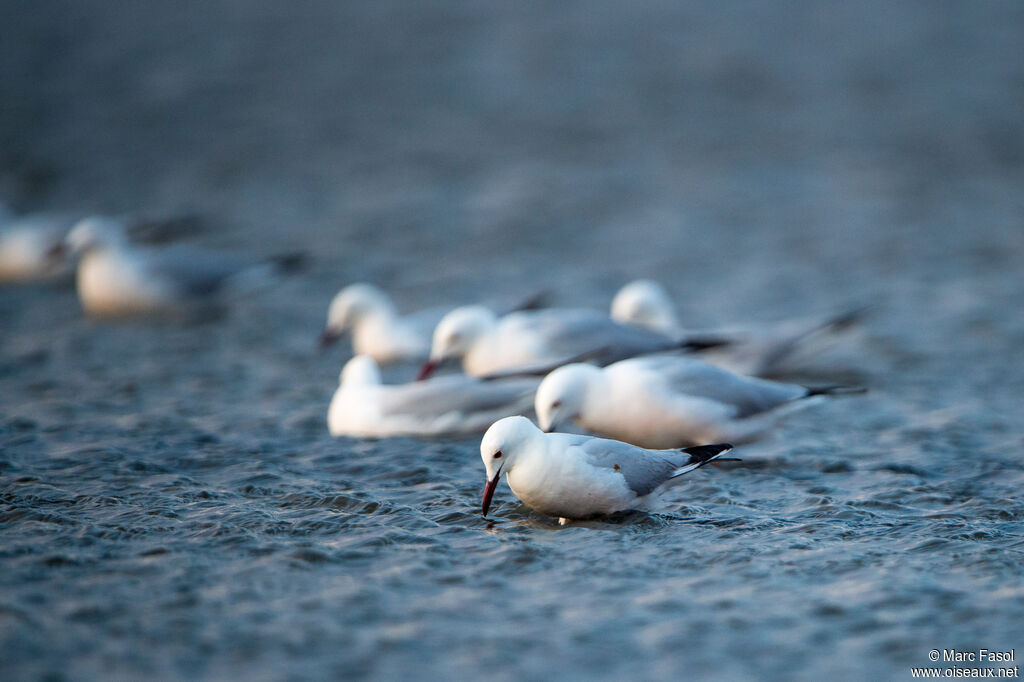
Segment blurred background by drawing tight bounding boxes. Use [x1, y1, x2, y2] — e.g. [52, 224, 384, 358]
[2, 1, 1023, 680]
[3, 0, 1021, 307]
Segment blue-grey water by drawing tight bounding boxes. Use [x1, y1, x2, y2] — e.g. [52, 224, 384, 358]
[2, 1, 1024, 680]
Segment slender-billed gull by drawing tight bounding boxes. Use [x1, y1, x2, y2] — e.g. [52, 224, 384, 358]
[611, 279, 863, 376]
[320, 284, 551, 365]
[66, 216, 302, 317]
[418, 305, 723, 380]
[328, 355, 539, 437]
[319, 283, 446, 364]
[535, 356, 862, 448]
[480, 415, 734, 524]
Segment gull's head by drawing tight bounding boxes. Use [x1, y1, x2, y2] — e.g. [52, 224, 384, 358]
[431, 305, 496, 361]
[535, 363, 602, 433]
[339, 355, 382, 387]
[65, 217, 126, 255]
[610, 279, 678, 334]
[321, 283, 394, 347]
[480, 415, 542, 516]
[417, 305, 497, 379]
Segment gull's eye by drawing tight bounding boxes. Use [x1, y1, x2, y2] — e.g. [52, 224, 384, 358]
[493, 451, 503, 459]
[551, 400, 562, 410]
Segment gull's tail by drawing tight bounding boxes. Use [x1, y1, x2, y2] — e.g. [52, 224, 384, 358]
[757, 305, 871, 373]
[672, 443, 735, 478]
[223, 251, 310, 296]
[266, 251, 309, 274]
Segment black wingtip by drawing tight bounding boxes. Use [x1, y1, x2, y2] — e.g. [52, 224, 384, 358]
[803, 385, 868, 398]
[679, 336, 732, 352]
[509, 289, 553, 313]
[680, 443, 734, 464]
[824, 305, 872, 332]
[270, 251, 309, 274]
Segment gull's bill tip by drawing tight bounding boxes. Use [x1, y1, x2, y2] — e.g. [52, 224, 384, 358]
[416, 360, 438, 381]
[481, 473, 501, 517]
[318, 329, 340, 349]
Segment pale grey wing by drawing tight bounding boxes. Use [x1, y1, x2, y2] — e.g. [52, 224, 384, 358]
[381, 376, 538, 419]
[575, 437, 681, 497]
[632, 356, 807, 417]
[146, 245, 251, 297]
[514, 309, 676, 364]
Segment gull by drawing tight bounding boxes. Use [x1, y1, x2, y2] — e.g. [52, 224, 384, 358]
[319, 283, 447, 364]
[0, 212, 78, 284]
[65, 216, 303, 317]
[418, 305, 724, 380]
[535, 355, 862, 448]
[328, 355, 540, 438]
[320, 284, 551, 365]
[479, 415, 734, 524]
[611, 279, 864, 376]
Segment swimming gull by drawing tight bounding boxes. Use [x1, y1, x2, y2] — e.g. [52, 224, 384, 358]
[535, 355, 863, 448]
[611, 279, 864, 376]
[328, 355, 539, 437]
[418, 305, 724, 380]
[0, 212, 79, 284]
[65, 216, 303, 317]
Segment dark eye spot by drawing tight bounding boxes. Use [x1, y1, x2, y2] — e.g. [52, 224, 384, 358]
[551, 400, 562, 410]
[493, 451, 502, 459]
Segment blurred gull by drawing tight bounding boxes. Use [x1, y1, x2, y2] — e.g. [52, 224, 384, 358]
[419, 305, 724, 380]
[535, 355, 863, 448]
[611, 279, 864, 376]
[480, 415, 734, 524]
[328, 355, 539, 438]
[320, 283, 447, 364]
[320, 283, 551, 365]
[0, 211, 78, 284]
[66, 216, 302, 317]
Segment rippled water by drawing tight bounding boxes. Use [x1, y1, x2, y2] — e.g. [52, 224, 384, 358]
[3, 1, 1024, 680]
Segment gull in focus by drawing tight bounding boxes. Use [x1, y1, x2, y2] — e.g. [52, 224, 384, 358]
[480, 415, 734, 524]
[611, 279, 864, 377]
[0, 211, 78, 284]
[65, 216, 303, 317]
[419, 305, 724, 380]
[535, 355, 862, 448]
[328, 355, 540, 438]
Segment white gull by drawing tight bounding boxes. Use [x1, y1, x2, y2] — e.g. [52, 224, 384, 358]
[320, 283, 448, 364]
[66, 216, 301, 317]
[328, 355, 539, 438]
[480, 415, 734, 524]
[611, 279, 863, 376]
[535, 355, 861, 448]
[0, 212, 78, 284]
[419, 305, 722, 380]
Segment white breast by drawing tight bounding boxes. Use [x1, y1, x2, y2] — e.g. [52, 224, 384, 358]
[327, 385, 385, 437]
[0, 229, 58, 282]
[77, 250, 174, 316]
[353, 315, 429, 364]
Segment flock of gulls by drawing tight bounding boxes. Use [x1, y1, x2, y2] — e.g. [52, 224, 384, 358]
[2, 204, 866, 525]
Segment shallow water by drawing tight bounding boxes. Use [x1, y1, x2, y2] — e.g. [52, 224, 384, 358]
[3, 1, 1024, 680]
